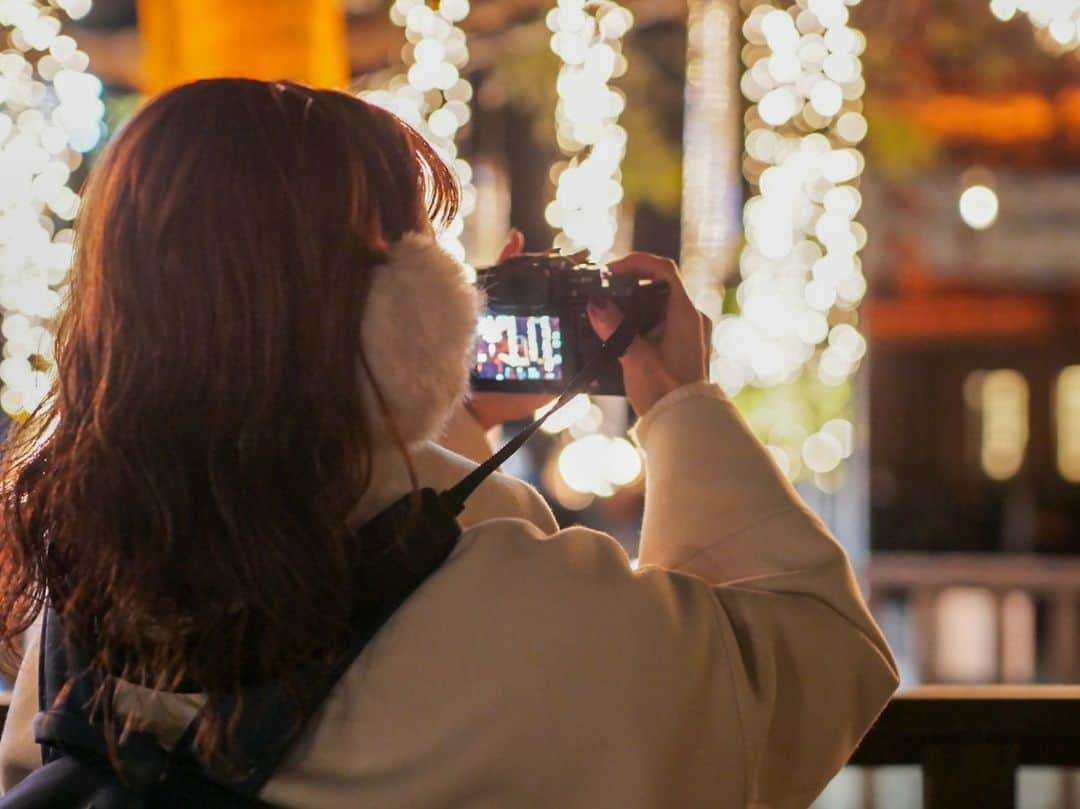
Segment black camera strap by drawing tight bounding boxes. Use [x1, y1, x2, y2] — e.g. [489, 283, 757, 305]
[439, 303, 648, 516]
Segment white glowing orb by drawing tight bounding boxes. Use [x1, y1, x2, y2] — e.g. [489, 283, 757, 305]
[809, 79, 843, 116]
[537, 393, 591, 434]
[604, 437, 643, 486]
[802, 431, 844, 473]
[556, 434, 643, 496]
[959, 184, 1000, 230]
[558, 435, 615, 496]
[988, 0, 1079, 50]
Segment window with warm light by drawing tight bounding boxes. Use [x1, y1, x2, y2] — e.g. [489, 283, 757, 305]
[1056, 365, 1080, 483]
[969, 369, 1030, 481]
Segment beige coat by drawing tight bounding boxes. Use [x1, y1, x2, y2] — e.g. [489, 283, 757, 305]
[0, 383, 898, 808]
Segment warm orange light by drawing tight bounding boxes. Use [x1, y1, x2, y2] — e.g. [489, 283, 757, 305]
[906, 93, 1056, 143]
[1055, 88, 1080, 143]
[137, 0, 349, 96]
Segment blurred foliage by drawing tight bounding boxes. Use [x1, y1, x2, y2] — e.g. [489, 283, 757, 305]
[723, 286, 855, 481]
[489, 44, 562, 145]
[102, 91, 142, 143]
[853, 0, 1078, 97]
[852, 0, 1079, 178]
[862, 98, 942, 181]
[620, 36, 683, 216]
[736, 374, 852, 443]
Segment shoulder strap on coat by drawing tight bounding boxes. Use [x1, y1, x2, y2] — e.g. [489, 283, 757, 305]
[194, 486, 462, 797]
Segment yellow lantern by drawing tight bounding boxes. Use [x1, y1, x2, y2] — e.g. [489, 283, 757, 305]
[138, 0, 348, 96]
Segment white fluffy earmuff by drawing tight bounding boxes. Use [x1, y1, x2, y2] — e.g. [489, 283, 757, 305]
[358, 232, 480, 448]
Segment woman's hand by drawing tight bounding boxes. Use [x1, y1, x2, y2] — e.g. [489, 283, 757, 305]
[587, 253, 710, 418]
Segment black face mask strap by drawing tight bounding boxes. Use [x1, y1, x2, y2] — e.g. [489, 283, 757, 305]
[438, 305, 647, 517]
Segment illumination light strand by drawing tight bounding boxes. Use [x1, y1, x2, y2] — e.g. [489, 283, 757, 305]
[361, 0, 475, 262]
[680, 0, 741, 318]
[541, 1, 641, 508]
[714, 0, 869, 484]
[544, 0, 633, 260]
[989, 0, 1079, 51]
[0, 0, 103, 418]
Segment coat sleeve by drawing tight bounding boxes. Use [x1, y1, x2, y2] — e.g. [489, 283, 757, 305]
[631, 382, 899, 808]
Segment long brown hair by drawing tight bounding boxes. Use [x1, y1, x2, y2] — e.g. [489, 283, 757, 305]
[0, 79, 458, 755]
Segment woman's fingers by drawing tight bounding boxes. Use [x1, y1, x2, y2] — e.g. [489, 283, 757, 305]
[607, 252, 693, 308]
[497, 228, 525, 263]
[606, 252, 679, 282]
[590, 253, 710, 416]
[586, 298, 623, 341]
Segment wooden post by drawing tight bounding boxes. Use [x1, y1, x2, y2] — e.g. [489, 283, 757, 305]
[1049, 593, 1078, 683]
[923, 743, 1017, 809]
[913, 588, 938, 682]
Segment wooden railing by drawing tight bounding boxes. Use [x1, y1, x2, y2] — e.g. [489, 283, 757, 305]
[851, 686, 1080, 809]
[868, 552, 1080, 683]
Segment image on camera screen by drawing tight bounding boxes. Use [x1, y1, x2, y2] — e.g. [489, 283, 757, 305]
[474, 313, 564, 382]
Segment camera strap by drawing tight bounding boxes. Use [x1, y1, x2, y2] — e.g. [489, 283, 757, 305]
[439, 303, 648, 516]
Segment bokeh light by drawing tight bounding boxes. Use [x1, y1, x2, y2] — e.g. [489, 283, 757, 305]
[557, 433, 643, 497]
[988, 0, 1079, 51]
[717, 0, 869, 484]
[958, 184, 1000, 230]
[361, 0, 476, 264]
[545, 0, 633, 260]
[544, 0, 639, 501]
[0, 0, 104, 418]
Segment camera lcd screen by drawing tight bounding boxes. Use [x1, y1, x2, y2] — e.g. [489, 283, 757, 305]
[473, 313, 564, 383]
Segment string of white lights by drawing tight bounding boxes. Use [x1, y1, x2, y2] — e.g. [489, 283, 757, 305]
[715, 0, 869, 483]
[541, 1, 643, 508]
[989, 0, 1079, 51]
[544, 0, 633, 259]
[361, 0, 476, 262]
[0, 0, 103, 418]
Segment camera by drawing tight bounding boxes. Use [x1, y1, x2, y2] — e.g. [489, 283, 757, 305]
[471, 253, 669, 395]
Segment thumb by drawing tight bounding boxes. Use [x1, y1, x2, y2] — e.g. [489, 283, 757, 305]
[587, 298, 624, 341]
[497, 229, 524, 263]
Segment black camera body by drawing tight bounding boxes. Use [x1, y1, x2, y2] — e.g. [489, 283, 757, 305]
[471, 253, 668, 395]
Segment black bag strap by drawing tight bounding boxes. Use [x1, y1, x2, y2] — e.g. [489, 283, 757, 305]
[191, 487, 462, 797]
[31, 608, 280, 809]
